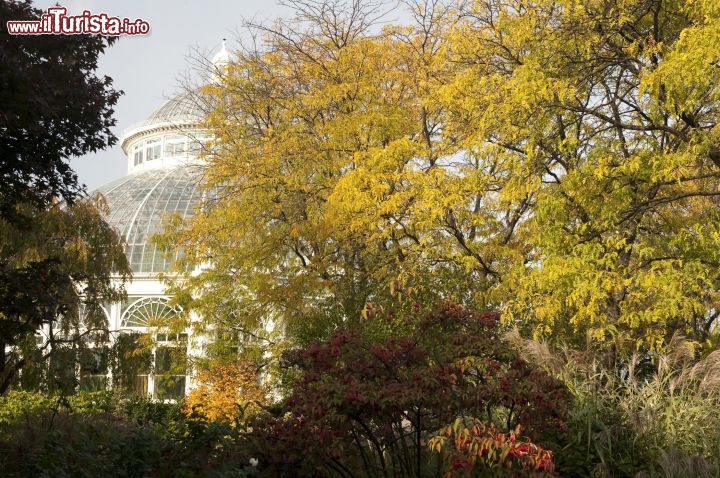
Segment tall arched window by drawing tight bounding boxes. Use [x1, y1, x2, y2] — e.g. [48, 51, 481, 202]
[118, 297, 187, 399]
[133, 144, 143, 166]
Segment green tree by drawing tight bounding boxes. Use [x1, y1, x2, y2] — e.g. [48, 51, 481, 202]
[0, 0, 121, 218]
[0, 197, 130, 394]
[0, 0, 129, 393]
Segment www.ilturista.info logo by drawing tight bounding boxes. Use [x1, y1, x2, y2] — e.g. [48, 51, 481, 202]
[6, 6, 150, 35]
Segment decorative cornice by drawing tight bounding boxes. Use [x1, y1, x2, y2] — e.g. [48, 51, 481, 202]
[121, 119, 207, 153]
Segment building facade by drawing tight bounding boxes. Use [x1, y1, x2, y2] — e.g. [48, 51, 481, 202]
[75, 45, 230, 399]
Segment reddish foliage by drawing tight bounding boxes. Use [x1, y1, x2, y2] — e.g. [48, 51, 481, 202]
[429, 418, 558, 477]
[246, 301, 568, 476]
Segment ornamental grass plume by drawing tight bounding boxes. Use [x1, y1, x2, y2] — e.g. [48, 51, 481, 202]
[506, 330, 720, 477]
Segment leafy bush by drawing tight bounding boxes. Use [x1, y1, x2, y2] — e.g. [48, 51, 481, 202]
[0, 390, 54, 425]
[0, 391, 257, 477]
[1, 411, 170, 478]
[0, 389, 116, 425]
[184, 362, 268, 425]
[242, 301, 568, 477]
[118, 393, 184, 427]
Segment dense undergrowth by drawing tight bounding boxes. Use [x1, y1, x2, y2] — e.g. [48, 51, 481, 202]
[3, 305, 720, 477]
[0, 391, 255, 478]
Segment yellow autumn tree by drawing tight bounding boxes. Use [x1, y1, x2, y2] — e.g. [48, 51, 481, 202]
[163, 0, 475, 344]
[163, 0, 720, 354]
[437, 0, 720, 349]
[184, 362, 268, 424]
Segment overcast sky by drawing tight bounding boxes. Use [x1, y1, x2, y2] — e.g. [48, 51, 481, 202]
[33, 0, 295, 191]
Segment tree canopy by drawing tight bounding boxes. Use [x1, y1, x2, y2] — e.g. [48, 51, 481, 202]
[0, 0, 121, 218]
[0, 0, 128, 393]
[165, 0, 720, 355]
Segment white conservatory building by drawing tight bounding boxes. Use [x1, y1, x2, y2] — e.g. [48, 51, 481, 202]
[74, 46, 230, 400]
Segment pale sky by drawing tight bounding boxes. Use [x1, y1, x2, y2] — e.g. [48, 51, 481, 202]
[33, 0, 294, 191]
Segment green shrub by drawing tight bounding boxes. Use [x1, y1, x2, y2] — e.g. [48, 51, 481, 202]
[0, 390, 118, 427]
[67, 389, 116, 413]
[0, 390, 54, 425]
[118, 394, 184, 426]
[0, 411, 167, 478]
[0, 390, 257, 477]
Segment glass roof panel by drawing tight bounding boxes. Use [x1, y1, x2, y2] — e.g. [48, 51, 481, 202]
[93, 166, 206, 274]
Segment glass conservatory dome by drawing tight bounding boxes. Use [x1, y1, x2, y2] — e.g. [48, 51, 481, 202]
[91, 41, 229, 275]
[91, 80, 219, 274]
[122, 90, 210, 139]
[94, 166, 205, 274]
[53, 41, 232, 401]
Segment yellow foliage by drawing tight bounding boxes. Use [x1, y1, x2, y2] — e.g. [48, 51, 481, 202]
[162, 0, 720, 354]
[183, 362, 268, 425]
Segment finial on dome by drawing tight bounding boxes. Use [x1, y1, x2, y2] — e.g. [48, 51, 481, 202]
[212, 38, 230, 70]
[210, 39, 230, 83]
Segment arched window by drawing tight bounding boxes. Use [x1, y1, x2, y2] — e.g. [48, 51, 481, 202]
[120, 297, 181, 328]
